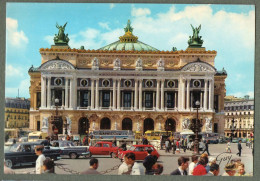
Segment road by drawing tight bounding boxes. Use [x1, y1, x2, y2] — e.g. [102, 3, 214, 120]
[11, 143, 253, 175]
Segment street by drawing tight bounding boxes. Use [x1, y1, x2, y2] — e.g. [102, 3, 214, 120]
[12, 143, 253, 175]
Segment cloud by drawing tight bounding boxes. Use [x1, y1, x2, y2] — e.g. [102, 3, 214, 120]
[6, 64, 24, 78]
[131, 7, 151, 17]
[6, 17, 29, 47]
[231, 91, 254, 99]
[110, 3, 115, 9]
[44, 35, 53, 45]
[98, 22, 111, 30]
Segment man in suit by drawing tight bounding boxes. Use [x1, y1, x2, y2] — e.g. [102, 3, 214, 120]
[170, 156, 189, 175]
[202, 140, 210, 156]
[205, 163, 220, 176]
[237, 140, 242, 157]
[143, 148, 156, 175]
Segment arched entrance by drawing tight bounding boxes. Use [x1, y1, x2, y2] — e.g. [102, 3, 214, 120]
[100, 117, 111, 130]
[122, 118, 132, 130]
[165, 118, 176, 132]
[143, 118, 154, 134]
[78, 117, 89, 135]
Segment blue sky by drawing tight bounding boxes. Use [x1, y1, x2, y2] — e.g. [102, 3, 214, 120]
[6, 3, 255, 99]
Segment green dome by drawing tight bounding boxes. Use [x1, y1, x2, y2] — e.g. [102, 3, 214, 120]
[99, 40, 159, 51]
[98, 20, 159, 52]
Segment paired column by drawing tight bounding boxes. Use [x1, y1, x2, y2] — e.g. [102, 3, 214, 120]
[156, 80, 160, 110]
[117, 79, 121, 109]
[186, 79, 190, 110]
[95, 79, 99, 109]
[65, 77, 69, 108]
[181, 78, 186, 110]
[174, 92, 177, 109]
[134, 80, 138, 109]
[41, 76, 46, 108]
[160, 79, 165, 110]
[91, 79, 95, 109]
[139, 79, 143, 110]
[200, 92, 203, 108]
[204, 79, 208, 110]
[69, 78, 73, 108]
[209, 79, 214, 110]
[113, 79, 116, 109]
[47, 77, 51, 108]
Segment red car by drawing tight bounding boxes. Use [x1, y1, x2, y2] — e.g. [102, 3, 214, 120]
[88, 141, 121, 158]
[118, 145, 160, 161]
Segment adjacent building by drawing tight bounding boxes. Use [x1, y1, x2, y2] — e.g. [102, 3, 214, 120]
[224, 95, 254, 138]
[28, 20, 227, 136]
[5, 97, 30, 128]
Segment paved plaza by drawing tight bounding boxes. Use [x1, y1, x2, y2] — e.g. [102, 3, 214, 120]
[12, 143, 253, 176]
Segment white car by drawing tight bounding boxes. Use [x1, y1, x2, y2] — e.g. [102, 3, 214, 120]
[187, 141, 205, 150]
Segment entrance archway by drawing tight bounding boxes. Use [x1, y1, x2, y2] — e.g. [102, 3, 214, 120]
[143, 118, 154, 134]
[164, 118, 176, 132]
[100, 117, 111, 130]
[122, 118, 132, 130]
[78, 117, 89, 135]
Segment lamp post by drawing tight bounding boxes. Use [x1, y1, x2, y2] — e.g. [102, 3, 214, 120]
[230, 118, 235, 142]
[193, 101, 201, 155]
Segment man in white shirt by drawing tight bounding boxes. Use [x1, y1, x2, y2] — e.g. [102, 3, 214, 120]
[118, 152, 144, 175]
[188, 155, 198, 175]
[35, 145, 46, 174]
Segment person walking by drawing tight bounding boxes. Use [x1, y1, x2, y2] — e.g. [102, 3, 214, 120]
[170, 156, 189, 175]
[80, 158, 100, 175]
[112, 136, 117, 146]
[202, 140, 210, 156]
[165, 138, 169, 153]
[183, 138, 187, 152]
[188, 155, 198, 175]
[143, 148, 156, 175]
[226, 140, 231, 153]
[43, 158, 55, 173]
[236, 140, 242, 157]
[172, 140, 177, 154]
[35, 145, 46, 174]
[205, 163, 220, 176]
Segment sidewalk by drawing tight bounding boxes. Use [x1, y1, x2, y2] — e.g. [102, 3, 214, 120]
[158, 148, 194, 157]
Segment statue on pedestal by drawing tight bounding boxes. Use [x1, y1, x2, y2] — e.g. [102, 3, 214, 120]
[54, 22, 70, 45]
[188, 24, 204, 48]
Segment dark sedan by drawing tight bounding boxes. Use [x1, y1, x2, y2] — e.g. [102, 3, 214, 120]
[4, 142, 61, 168]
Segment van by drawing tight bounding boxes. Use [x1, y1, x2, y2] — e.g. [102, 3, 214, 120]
[145, 130, 174, 140]
[28, 131, 48, 142]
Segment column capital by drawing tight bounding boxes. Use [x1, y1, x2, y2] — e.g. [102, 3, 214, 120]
[160, 79, 165, 82]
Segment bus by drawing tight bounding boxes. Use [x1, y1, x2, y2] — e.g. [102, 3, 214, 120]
[144, 130, 174, 140]
[28, 131, 48, 142]
[89, 130, 135, 139]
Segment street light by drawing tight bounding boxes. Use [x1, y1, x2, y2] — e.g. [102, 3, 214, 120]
[230, 118, 235, 142]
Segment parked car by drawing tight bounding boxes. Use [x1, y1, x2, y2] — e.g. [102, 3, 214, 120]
[88, 141, 121, 158]
[118, 145, 160, 161]
[4, 142, 61, 168]
[18, 137, 28, 142]
[241, 138, 247, 143]
[231, 138, 239, 143]
[50, 140, 90, 159]
[187, 141, 205, 151]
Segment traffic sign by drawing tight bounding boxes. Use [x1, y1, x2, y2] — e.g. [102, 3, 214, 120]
[54, 128, 58, 134]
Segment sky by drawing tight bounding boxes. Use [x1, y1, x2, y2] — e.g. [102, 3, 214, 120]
[5, 3, 255, 99]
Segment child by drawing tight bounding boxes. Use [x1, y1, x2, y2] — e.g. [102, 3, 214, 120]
[226, 141, 231, 153]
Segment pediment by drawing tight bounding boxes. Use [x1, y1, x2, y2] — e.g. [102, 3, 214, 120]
[39, 60, 75, 70]
[182, 62, 216, 73]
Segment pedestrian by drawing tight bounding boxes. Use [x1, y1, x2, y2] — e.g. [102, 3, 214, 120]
[80, 158, 100, 175]
[192, 157, 208, 176]
[188, 155, 198, 175]
[4, 159, 15, 174]
[172, 140, 176, 154]
[82, 136, 87, 146]
[35, 145, 46, 174]
[165, 138, 169, 153]
[222, 163, 236, 176]
[143, 148, 156, 175]
[170, 156, 189, 175]
[42, 158, 55, 173]
[236, 140, 242, 157]
[112, 136, 117, 146]
[142, 136, 148, 145]
[160, 135, 163, 150]
[200, 153, 210, 173]
[226, 140, 231, 153]
[202, 140, 210, 156]
[13, 139, 16, 145]
[183, 138, 187, 152]
[205, 163, 220, 176]
[151, 163, 164, 175]
[118, 152, 144, 175]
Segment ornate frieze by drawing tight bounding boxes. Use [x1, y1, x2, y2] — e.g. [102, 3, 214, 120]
[182, 62, 216, 72]
[40, 60, 75, 70]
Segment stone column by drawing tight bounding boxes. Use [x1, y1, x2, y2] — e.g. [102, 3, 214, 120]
[209, 79, 212, 110]
[134, 80, 138, 110]
[91, 79, 95, 109]
[161, 79, 165, 110]
[69, 78, 73, 108]
[182, 78, 186, 110]
[47, 77, 51, 108]
[139, 79, 143, 110]
[95, 79, 99, 109]
[177, 77, 182, 110]
[113, 79, 116, 109]
[204, 79, 208, 110]
[156, 80, 160, 110]
[41, 76, 46, 108]
[186, 79, 190, 110]
[174, 92, 177, 109]
[200, 92, 203, 108]
[65, 77, 69, 108]
[117, 79, 121, 109]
